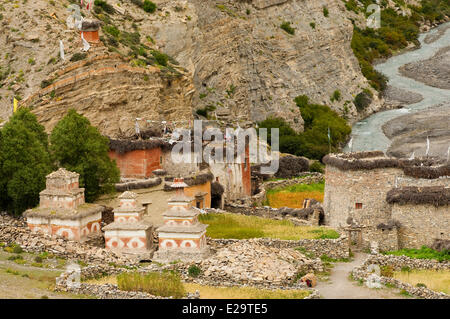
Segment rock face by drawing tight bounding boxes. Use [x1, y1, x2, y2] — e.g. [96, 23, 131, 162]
[22, 52, 194, 137]
[0, 0, 386, 133]
[0, 0, 195, 136]
[382, 102, 450, 160]
[149, 0, 381, 130]
[399, 46, 450, 90]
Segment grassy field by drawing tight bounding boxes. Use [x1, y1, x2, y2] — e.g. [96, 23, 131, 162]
[84, 276, 310, 299]
[117, 271, 185, 298]
[383, 246, 449, 262]
[0, 249, 91, 299]
[184, 283, 310, 299]
[393, 269, 450, 294]
[265, 182, 324, 208]
[198, 213, 339, 240]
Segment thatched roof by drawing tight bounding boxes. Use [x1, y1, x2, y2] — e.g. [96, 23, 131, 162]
[109, 138, 171, 154]
[80, 19, 101, 31]
[386, 186, 450, 207]
[211, 181, 224, 196]
[377, 220, 401, 230]
[115, 177, 162, 192]
[274, 155, 310, 179]
[323, 152, 449, 179]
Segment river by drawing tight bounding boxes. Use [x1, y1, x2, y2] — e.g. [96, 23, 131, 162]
[344, 22, 450, 153]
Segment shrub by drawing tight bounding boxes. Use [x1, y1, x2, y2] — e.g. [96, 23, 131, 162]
[34, 256, 43, 263]
[142, 0, 157, 13]
[117, 271, 185, 298]
[309, 22, 316, 29]
[103, 25, 120, 38]
[40, 79, 53, 89]
[50, 109, 120, 202]
[8, 254, 23, 261]
[380, 265, 394, 277]
[188, 265, 202, 277]
[309, 161, 324, 173]
[151, 50, 168, 66]
[323, 6, 329, 17]
[416, 283, 427, 288]
[70, 53, 87, 62]
[94, 0, 115, 14]
[354, 90, 372, 111]
[330, 90, 341, 102]
[349, 4, 432, 92]
[258, 94, 351, 160]
[13, 245, 23, 254]
[280, 21, 295, 35]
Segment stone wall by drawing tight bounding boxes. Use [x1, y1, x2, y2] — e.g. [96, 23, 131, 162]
[208, 237, 349, 260]
[323, 159, 449, 250]
[0, 214, 132, 265]
[392, 203, 449, 249]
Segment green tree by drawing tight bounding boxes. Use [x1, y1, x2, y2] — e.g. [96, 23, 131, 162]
[0, 109, 52, 214]
[50, 109, 119, 202]
[258, 96, 351, 160]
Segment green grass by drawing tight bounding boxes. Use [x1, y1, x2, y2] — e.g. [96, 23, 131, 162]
[184, 283, 310, 299]
[280, 21, 295, 35]
[393, 269, 450, 294]
[266, 181, 325, 195]
[350, 1, 450, 92]
[117, 271, 185, 298]
[383, 246, 449, 262]
[198, 213, 340, 240]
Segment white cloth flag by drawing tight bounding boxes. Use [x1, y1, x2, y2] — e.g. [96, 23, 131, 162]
[135, 119, 140, 135]
[426, 136, 430, 156]
[409, 151, 415, 160]
[59, 40, 65, 60]
[81, 32, 90, 52]
[348, 137, 353, 151]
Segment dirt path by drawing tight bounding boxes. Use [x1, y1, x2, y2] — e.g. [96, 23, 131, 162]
[315, 253, 407, 299]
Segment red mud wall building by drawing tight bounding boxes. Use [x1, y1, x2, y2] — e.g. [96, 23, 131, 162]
[109, 148, 162, 179]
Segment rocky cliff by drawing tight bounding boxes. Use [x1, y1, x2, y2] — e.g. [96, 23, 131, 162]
[146, 0, 383, 131]
[0, 0, 387, 135]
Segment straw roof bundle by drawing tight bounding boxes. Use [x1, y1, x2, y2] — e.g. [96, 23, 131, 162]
[323, 153, 449, 179]
[386, 186, 450, 207]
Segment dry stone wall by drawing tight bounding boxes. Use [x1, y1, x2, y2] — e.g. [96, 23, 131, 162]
[323, 155, 449, 250]
[392, 204, 449, 249]
[208, 237, 349, 260]
[0, 213, 132, 265]
[351, 254, 449, 299]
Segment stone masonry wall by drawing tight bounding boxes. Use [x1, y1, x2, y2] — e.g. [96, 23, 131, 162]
[208, 237, 349, 260]
[392, 204, 449, 249]
[323, 164, 449, 249]
[351, 254, 449, 299]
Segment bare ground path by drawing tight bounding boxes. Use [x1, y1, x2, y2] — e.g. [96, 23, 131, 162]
[315, 253, 407, 299]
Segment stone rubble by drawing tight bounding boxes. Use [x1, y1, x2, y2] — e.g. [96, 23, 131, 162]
[209, 237, 349, 260]
[189, 240, 322, 287]
[0, 213, 133, 266]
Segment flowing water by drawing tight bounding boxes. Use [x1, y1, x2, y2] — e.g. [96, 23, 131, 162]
[345, 22, 450, 153]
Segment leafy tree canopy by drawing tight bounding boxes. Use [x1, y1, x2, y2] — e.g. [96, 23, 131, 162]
[259, 96, 351, 160]
[50, 109, 119, 202]
[0, 109, 52, 214]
